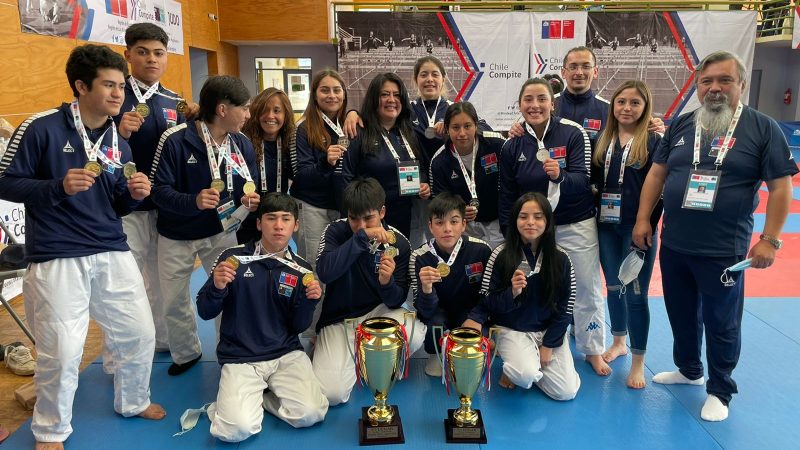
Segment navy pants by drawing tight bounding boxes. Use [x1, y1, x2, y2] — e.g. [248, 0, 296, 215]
[659, 245, 745, 405]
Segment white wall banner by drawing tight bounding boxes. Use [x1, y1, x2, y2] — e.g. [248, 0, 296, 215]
[530, 12, 588, 79]
[18, 0, 184, 55]
[793, 7, 800, 49]
[0, 200, 25, 299]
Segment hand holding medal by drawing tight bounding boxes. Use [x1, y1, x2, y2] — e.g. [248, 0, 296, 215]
[377, 249, 397, 286]
[418, 265, 443, 294]
[126, 169, 152, 201]
[214, 256, 239, 289]
[303, 273, 322, 300]
[512, 260, 530, 297]
[196, 188, 221, 210]
[62, 168, 97, 196]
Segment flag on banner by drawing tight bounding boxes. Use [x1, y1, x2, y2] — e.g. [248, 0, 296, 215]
[530, 12, 588, 91]
[793, 7, 800, 49]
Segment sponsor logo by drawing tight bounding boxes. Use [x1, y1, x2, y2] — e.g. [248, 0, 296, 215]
[62, 141, 74, 153]
[187, 154, 197, 164]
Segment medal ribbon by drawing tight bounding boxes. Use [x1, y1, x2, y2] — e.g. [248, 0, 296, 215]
[221, 137, 253, 183]
[449, 141, 479, 200]
[129, 76, 161, 106]
[524, 119, 550, 152]
[70, 100, 118, 167]
[423, 97, 442, 128]
[257, 137, 283, 192]
[320, 111, 344, 138]
[199, 122, 226, 183]
[427, 237, 463, 268]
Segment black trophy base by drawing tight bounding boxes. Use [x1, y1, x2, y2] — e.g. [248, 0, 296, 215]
[444, 408, 487, 444]
[358, 406, 405, 446]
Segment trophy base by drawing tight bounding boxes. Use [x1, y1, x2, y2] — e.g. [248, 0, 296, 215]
[444, 409, 487, 444]
[358, 406, 405, 446]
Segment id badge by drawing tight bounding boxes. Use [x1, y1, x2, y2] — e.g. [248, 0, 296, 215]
[217, 199, 239, 232]
[599, 192, 622, 223]
[682, 169, 721, 211]
[397, 160, 421, 196]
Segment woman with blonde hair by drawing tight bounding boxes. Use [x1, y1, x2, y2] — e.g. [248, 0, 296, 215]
[592, 80, 663, 389]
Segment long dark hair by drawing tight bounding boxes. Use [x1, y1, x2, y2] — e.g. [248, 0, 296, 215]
[359, 72, 419, 157]
[303, 69, 348, 152]
[495, 192, 563, 312]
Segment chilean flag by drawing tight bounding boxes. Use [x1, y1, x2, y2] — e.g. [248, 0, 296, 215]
[279, 272, 298, 287]
[105, 0, 127, 18]
[550, 146, 567, 159]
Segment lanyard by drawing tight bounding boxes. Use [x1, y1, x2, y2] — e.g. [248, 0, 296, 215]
[423, 97, 442, 128]
[220, 137, 253, 183]
[320, 112, 344, 138]
[129, 76, 160, 105]
[260, 137, 282, 192]
[524, 120, 550, 151]
[199, 122, 227, 186]
[603, 137, 634, 188]
[519, 247, 543, 276]
[70, 100, 118, 166]
[380, 129, 413, 162]
[692, 102, 743, 169]
[449, 141, 478, 199]
[427, 237, 463, 267]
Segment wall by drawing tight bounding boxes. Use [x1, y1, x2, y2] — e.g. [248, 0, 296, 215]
[237, 43, 338, 98]
[218, 0, 330, 43]
[752, 44, 800, 122]
[0, 0, 238, 128]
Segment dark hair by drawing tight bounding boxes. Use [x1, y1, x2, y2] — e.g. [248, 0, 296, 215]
[542, 73, 564, 95]
[342, 177, 386, 217]
[517, 77, 555, 103]
[125, 23, 169, 48]
[257, 192, 299, 220]
[563, 46, 597, 67]
[428, 192, 466, 221]
[66, 44, 128, 98]
[495, 192, 563, 312]
[413, 56, 447, 79]
[198, 76, 251, 123]
[303, 69, 348, 153]
[443, 101, 479, 130]
[243, 88, 295, 161]
[359, 72, 419, 157]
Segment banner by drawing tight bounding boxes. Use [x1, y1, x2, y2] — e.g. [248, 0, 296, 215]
[18, 0, 184, 55]
[793, 6, 800, 49]
[530, 12, 588, 79]
[0, 200, 25, 299]
[449, 13, 531, 129]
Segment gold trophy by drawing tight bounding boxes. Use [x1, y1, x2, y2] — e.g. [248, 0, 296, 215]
[347, 314, 416, 445]
[434, 326, 494, 443]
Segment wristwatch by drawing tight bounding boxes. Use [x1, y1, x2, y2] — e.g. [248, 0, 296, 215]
[759, 234, 782, 250]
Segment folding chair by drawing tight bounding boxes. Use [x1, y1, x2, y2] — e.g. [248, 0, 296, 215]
[0, 219, 34, 344]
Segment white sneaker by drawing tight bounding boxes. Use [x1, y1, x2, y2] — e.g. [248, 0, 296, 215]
[5, 344, 36, 376]
[424, 354, 443, 377]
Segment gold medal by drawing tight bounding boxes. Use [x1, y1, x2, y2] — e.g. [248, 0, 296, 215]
[302, 273, 315, 286]
[84, 161, 102, 176]
[135, 103, 150, 118]
[384, 246, 398, 258]
[387, 231, 397, 245]
[123, 162, 137, 179]
[242, 181, 256, 194]
[224, 256, 240, 270]
[210, 178, 225, 192]
[176, 100, 188, 115]
[437, 262, 450, 277]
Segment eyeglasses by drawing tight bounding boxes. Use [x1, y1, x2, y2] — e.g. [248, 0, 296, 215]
[564, 64, 595, 72]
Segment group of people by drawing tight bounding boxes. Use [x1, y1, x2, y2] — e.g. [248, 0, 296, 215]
[0, 20, 795, 449]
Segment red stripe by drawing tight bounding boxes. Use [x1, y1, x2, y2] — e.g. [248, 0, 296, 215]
[437, 12, 475, 101]
[665, 73, 695, 120]
[662, 12, 694, 71]
[69, 5, 82, 39]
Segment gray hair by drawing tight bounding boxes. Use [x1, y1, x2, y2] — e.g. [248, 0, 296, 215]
[695, 51, 747, 84]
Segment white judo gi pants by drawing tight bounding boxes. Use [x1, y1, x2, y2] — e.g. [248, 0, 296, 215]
[23, 252, 155, 442]
[556, 217, 605, 356]
[294, 199, 339, 337]
[158, 231, 236, 364]
[312, 304, 427, 405]
[494, 326, 580, 400]
[466, 219, 504, 249]
[207, 350, 328, 442]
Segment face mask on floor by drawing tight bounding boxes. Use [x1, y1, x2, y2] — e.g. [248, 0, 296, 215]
[174, 403, 211, 437]
[618, 247, 646, 286]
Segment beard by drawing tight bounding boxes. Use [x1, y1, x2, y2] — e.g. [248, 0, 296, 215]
[694, 92, 734, 139]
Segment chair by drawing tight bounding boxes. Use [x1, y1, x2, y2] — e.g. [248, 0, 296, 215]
[0, 219, 34, 344]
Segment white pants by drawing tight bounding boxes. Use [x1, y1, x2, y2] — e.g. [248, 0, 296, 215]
[295, 199, 339, 337]
[467, 219, 504, 249]
[556, 217, 605, 356]
[208, 350, 328, 442]
[409, 197, 431, 249]
[495, 326, 580, 400]
[122, 210, 167, 349]
[158, 231, 236, 364]
[312, 304, 427, 405]
[24, 252, 155, 442]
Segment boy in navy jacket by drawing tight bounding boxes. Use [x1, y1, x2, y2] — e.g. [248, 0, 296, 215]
[313, 177, 426, 405]
[410, 193, 491, 376]
[0, 44, 165, 449]
[151, 75, 258, 376]
[197, 193, 328, 442]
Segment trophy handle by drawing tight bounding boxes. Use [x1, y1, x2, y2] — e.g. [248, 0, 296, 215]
[487, 326, 501, 368]
[431, 325, 445, 364]
[402, 311, 417, 350]
[344, 318, 358, 363]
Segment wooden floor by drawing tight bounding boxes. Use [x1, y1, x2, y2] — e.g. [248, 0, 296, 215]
[0, 295, 102, 434]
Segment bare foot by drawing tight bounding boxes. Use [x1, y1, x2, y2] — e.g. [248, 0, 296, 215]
[138, 403, 166, 420]
[498, 373, 515, 389]
[586, 354, 612, 376]
[36, 442, 64, 450]
[627, 354, 646, 389]
[602, 336, 629, 363]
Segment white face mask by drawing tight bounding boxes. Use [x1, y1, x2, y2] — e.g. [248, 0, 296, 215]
[720, 258, 752, 287]
[618, 248, 646, 287]
[173, 403, 211, 437]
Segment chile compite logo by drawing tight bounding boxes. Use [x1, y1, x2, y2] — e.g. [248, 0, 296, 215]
[479, 62, 523, 80]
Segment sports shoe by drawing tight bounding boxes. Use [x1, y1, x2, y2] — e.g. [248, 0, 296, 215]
[424, 354, 443, 377]
[5, 343, 36, 376]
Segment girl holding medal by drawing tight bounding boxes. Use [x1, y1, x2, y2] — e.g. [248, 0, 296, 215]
[499, 77, 611, 376]
[339, 72, 430, 237]
[291, 70, 349, 272]
[463, 192, 580, 399]
[430, 101, 506, 248]
[592, 80, 662, 389]
[240, 88, 295, 243]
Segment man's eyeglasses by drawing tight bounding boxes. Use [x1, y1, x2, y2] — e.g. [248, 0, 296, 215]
[564, 64, 595, 72]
